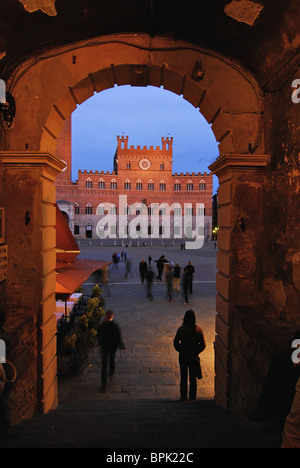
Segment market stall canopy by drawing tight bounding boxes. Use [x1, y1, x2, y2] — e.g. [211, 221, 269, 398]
[55, 259, 111, 298]
[55, 203, 111, 299]
[55, 203, 80, 266]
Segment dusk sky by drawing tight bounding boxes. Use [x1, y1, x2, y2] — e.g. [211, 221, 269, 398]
[71, 85, 219, 193]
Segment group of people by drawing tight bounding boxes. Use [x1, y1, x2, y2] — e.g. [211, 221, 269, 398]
[111, 250, 196, 305]
[97, 308, 206, 403]
[140, 255, 195, 305]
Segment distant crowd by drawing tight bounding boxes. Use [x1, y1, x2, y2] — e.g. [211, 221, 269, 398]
[111, 251, 195, 305]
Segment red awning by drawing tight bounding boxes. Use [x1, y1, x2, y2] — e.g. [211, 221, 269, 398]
[55, 203, 80, 264]
[55, 259, 111, 297]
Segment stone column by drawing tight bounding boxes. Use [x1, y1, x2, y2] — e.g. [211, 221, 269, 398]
[209, 154, 270, 409]
[1, 152, 65, 414]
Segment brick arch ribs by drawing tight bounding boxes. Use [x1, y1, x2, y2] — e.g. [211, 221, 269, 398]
[4, 35, 264, 157]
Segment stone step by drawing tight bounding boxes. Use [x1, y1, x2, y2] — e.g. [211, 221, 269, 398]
[1, 398, 281, 448]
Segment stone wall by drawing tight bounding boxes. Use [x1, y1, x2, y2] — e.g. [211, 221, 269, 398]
[230, 307, 298, 422]
[3, 313, 37, 425]
[226, 70, 300, 415]
[262, 70, 300, 325]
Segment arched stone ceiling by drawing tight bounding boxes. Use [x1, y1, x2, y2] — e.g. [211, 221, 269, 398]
[0, 0, 299, 90]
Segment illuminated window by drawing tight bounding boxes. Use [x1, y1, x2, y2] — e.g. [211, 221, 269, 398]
[111, 204, 117, 215]
[111, 179, 117, 190]
[198, 206, 206, 216]
[136, 179, 143, 191]
[86, 178, 92, 189]
[74, 203, 80, 214]
[97, 204, 105, 215]
[125, 180, 131, 190]
[148, 180, 154, 191]
[85, 203, 93, 215]
[174, 204, 182, 216]
[98, 179, 105, 189]
[148, 205, 154, 215]
[187, 180, 194, 191]
[185, 204, 193, 216]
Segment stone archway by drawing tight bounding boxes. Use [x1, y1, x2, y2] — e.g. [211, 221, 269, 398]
[1, 34, 268, 417]
[4, 34, 263, 156]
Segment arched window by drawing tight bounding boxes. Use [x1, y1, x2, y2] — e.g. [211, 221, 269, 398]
[97, 203, 105, 215]
[174, 181, 181, 191]
[185, 204, 193, 216]
[159, 204, 166, 216]
[98, 178, 105, 189]
[174, 204, 182, 216]
[187, 180, 194, 191]
[126, 162, 131, 169]
[148, 204, 154, 215]
[198, 206, 206, 216]
[159, 181, 166, 191]
[136, 204, 143, 215]
[199, 180, 206, 191]
[124, 204, 130, 215]
[136, 179, 143, 191]
[85, 203, 93, 215]
[125, 179, 131, 190]
[160, 163, 164, 170]
[86, 178, 92, 189]
[74, 203, 80, 214]
[111, 179, 117, 190]
[148, 180, 154, 191]
[110, 204, 117, 215]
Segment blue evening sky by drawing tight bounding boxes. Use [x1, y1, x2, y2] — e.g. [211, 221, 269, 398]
[71, 85, 219, 193]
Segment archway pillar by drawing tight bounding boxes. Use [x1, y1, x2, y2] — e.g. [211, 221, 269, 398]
[209, 154, 270, 409]
[1, 151, 66, 415]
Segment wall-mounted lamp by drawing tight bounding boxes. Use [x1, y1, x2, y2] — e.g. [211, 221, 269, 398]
[191, 61, 205, 82]
[239, 217, 246, 232]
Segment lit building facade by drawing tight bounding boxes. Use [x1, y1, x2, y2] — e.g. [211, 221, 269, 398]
[55, 120, 213, 242]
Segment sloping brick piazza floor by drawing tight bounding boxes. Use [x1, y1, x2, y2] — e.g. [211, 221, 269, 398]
[1, 242, 282, 449]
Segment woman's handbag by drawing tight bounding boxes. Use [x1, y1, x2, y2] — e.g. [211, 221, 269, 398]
[192, 357, 203, 380]
[0, 361, 17, 397]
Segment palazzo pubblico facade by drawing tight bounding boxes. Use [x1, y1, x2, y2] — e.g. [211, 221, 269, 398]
[55, 118, 213, 243]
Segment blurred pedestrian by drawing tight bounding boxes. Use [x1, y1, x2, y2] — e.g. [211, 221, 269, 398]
[112, 252, 119, 269]
[173, 310, 206, 401]
[125, 258, 133, 278]
[156, 255, 167, 281]
[139, 259, 148, 284]
[166, 265, 174, 302]
[97, 311, 125, 392]
[173, 263, 181, 292]
[182, 271, 190, 305]
[145, 267, 154, 301]
[184, 261, 195, 294]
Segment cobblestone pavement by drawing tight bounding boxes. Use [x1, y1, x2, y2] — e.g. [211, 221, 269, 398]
[71, 242, 217, 401]
[1, 243, 282, 448]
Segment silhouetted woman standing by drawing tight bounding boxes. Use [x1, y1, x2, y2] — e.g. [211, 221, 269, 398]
[173, 310, 206, 401]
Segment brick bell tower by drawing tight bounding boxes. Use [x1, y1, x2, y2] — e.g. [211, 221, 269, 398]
[55, 116, 72, 185]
